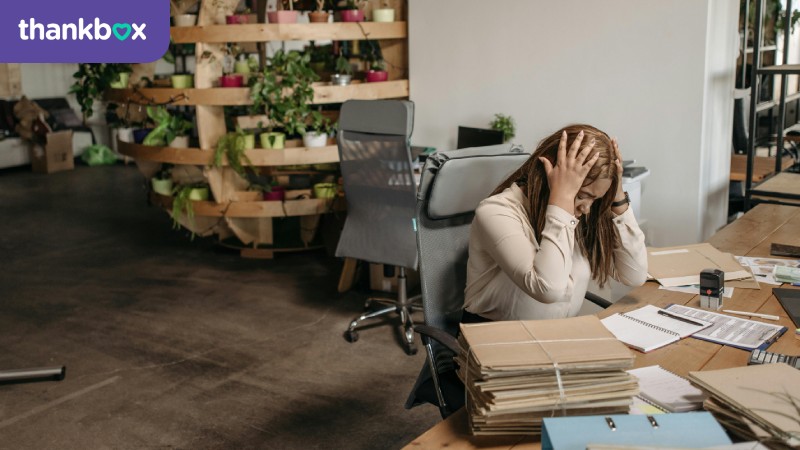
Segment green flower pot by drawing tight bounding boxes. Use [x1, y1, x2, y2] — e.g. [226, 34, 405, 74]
[313, 182, 337, 199]
[260, 132, 285, 149]
[109, 72, 130, 89]
[242, 133, 256, 150]
[151, 178, 173, 196]
[171, 74, 194, 89]
[188, 187, 209, 201]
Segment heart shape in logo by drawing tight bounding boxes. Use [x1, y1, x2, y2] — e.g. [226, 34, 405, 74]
[112, 23, 132, 41]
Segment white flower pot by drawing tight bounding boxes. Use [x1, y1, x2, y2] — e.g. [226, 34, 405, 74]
[303, 132, 328, 148]
[372, 8, 395, 22]
[169, 136, 190, 148]
[173, 14, 197, 27]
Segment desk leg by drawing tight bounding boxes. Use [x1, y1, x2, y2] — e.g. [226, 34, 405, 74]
[338, 258, 358, 293]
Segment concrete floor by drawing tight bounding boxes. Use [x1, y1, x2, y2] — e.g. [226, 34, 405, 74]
[0, 164, 440, 449]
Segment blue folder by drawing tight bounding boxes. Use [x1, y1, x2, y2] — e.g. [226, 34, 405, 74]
[541, 412, 732, 450]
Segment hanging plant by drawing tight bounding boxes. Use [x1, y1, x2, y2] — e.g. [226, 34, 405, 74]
[69, 63, 132, 121]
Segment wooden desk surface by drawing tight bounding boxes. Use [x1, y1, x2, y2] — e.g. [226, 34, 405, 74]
[729, 154, 794, 182]
[403, 204, 800, 450]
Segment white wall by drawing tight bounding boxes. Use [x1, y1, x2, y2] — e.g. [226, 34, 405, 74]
[409, 0, 738, 246]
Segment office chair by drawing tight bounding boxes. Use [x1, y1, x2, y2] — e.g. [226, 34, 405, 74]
[404, 144, 612, 418]
[336, 100, 421, 355]
[0, 366, 65, 384]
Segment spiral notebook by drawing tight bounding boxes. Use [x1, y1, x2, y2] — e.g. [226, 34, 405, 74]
[628, 365, 706, 413]
[601, 305, 713, 353]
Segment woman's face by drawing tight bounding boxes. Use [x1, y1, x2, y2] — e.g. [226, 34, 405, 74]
[574, 177, 611, 218]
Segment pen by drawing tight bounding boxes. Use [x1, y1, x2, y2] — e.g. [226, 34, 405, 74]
[657, 309, 706, 327]
[722, 310, 780, 321]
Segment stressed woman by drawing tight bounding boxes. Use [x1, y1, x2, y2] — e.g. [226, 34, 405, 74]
[463, 124, 648, 322]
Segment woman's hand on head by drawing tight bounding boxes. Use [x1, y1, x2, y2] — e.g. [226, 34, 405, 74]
[539, 130, 599, 215]
[612, 138, 625, 198]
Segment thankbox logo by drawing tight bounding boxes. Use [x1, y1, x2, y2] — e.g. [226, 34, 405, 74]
[1, 0, 168, 63]
[18, 18, 147, 42]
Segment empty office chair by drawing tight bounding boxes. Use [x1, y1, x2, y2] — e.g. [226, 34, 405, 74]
[404, 144, 612, 418]
[336, 100, 421, 355]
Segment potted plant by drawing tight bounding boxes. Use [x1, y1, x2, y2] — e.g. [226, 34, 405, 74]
[171, 0, 199, 26]
[70, 63, 132, 122]
[171, 182, 210, 236]
[142, 106, 194, 148]
[151, 165, 174, 196]
[226, 7, 251, 24]
[218, 44, 244, 88]
[253, 181, 286, 201]
[268, 0, 299, 23]
[331, 53, 353, 86]
[372, 0, 395, 22]
[234, 53, 258, 83]
[212, 127, 255, 178]
[340, 0, 366, 22]
[365, 58, 388, 82]
[302, 110, 332, 148]
[313, 182, 337, 199]
[309, 0, 330, 23]
[250, 49, 318, 149]
[171, 73, 194, 88]
[489, 113, 516, 143]
[307, 42, 333, 74]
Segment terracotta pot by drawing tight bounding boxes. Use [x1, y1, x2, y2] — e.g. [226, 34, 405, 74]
[365, 70, 388, 82]
[309, 11, 330, 23]
[340, 9, 364, 22]
[219, 74, 244, 88]
[225, 14, 249, 24]
[267, 11, 299, 23]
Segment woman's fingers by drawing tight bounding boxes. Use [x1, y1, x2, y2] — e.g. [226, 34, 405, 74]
[576, 138, 596, 164]
[566, 130, 584, 158]
[538, 156, 553, 175]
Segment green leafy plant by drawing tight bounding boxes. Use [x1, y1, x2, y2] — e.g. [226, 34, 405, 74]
[250, 49, 319, 137]
[142, 106, 193, 146]
[308, 110, 334, 135]
[370, 59, 386, 71]
[212, 127, 253, 178]
[489, 113, 516, 143]
[171, 183, 209, 239]
[335, 53, 353, 75]
[343, 0, 366, 10]
[69, 63, 132, 121]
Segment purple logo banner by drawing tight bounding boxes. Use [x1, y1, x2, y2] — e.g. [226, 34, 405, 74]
[0, 0, 170, 63]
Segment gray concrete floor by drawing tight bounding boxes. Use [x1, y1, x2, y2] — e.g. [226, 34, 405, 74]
[0, 164, 440, 449]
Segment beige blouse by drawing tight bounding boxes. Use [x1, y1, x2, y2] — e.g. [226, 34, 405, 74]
[464, 183, 648, 321]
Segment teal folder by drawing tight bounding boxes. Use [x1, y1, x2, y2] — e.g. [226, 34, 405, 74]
[541, 412, 731, 450]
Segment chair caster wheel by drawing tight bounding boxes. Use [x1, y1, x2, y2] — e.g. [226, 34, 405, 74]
[343, 330, 359, 343]
[404, 328, 417, 355]
[405, 344, 418, 355]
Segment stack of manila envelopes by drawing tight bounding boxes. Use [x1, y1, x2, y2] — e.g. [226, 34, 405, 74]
[647, 243, 759, 289]
[456, 315, 638, 436]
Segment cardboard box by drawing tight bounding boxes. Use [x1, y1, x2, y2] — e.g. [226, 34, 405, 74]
[369, 263, 419, 293]
[29, 130, 74, 174]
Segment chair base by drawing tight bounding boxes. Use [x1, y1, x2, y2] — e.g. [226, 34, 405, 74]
[343, 266, 422, 355]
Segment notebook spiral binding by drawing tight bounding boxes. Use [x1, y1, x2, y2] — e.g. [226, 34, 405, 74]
[619, 312, 680, 337]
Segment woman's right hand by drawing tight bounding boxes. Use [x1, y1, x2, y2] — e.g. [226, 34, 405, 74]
[539, 130, 599, 214]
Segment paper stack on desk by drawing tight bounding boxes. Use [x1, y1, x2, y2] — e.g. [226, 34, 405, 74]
[647, 243, 757, 288]
[688, 364, 800, 448]
[456, 315, 638, 436]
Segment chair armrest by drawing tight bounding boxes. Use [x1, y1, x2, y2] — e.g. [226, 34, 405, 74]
[414, 325, 461, 354]
[585, 291, 612, 309]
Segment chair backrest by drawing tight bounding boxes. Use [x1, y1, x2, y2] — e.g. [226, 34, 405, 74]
[335, 100, 418, 269]
[415, 143, 531, 371]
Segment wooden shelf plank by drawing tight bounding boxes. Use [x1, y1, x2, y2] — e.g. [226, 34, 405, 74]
[171, 22, 407, 44]
[313, 80, 409, 103]
[153, 193, 342, 218]
[118, 141, 339, 166]
[758, 63, 800, 75]
[106, 81, 409, 106]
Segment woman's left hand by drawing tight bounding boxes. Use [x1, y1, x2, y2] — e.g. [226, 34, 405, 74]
[611, 138, 628, 212]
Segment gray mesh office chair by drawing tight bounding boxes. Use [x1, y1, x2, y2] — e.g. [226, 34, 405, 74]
[336, 100, 421, 355]
[405, 144, 612, 418]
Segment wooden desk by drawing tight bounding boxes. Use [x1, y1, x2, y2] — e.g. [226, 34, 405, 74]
[752, 172, 800, 205]
[729, 154, 794, 182]
[404, 204, 800, 450]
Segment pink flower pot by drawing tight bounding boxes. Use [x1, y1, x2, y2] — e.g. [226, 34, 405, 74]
[225, 15, 249, 24]
[365, 70, 388, 82]
[219, 74, 244, 88]
[263, 186, 286, 201]
[340, 9, 364, 22]
[267, 11, 299, 23]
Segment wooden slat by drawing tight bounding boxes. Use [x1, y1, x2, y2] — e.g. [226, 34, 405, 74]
[752, 172, 800, 205]
[106, 81, 409, 106]
[152, 193, 342, 218]
[117, 140, 339, 166]
[0, 64, 22, 98]
[171, 22, 407, 43]
[729, 154, 793, 182]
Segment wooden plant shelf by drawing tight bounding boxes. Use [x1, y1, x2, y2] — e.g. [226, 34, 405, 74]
[106, 80, 409, 106]
[118, 140, 339, 166]
[152, 193, 343, 218]
[170, 22, 407, 44]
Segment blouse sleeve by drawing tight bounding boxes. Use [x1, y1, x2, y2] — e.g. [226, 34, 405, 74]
[610, 207, 649, 286]
[472, 202, 579, 304]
